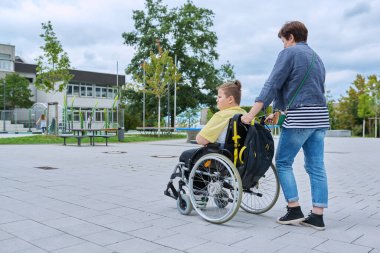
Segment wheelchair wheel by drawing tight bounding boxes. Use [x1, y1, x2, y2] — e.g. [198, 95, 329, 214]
[177, 194, 192, 215]
[240, 163, 280, 214]
[188, 153, 242, 224]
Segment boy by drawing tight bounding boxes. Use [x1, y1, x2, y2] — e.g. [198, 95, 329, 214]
[180, 80, 246, 164]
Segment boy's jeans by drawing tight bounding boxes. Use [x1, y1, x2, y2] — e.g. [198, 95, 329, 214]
[275, 128, 328, 208]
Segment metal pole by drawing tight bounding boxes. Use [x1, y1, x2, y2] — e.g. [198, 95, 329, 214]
[3, 79, 5, 132]
[174, 54, 177, 128]
[375, 94, 378, 138]
[143, 62, 146, 129]
[167, 81, 170, 127]
[116, 61, 119, 128]
[28, 109, 31, 132]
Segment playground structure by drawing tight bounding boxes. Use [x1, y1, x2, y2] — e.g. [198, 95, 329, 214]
[1, 102, 124, 135]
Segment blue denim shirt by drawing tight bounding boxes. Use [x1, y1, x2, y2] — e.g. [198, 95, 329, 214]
[255, 42, 326, 110]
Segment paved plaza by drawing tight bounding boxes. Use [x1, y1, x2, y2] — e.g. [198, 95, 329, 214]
[0, 137, 379, 253]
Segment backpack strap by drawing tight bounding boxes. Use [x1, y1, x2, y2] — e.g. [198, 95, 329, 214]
[231, 114, 243, 166]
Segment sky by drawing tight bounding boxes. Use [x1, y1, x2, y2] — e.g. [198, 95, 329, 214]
[1, 0, 379, 106]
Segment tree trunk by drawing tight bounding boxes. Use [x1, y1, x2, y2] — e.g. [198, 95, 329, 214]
[158, 96, 161, 137]
[362, 119, 365, 138]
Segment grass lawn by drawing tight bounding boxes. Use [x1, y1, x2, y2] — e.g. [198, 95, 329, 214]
[0, 134, 186, 145]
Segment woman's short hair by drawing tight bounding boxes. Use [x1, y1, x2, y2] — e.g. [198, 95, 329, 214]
[218, 80, 242, 105]
[278, 21, 308, 42]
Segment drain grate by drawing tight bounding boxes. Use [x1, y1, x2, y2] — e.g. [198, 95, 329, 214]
[102, 151, 127, 154]
[151, 155, 177, 158]
[35, 166, 58, 170]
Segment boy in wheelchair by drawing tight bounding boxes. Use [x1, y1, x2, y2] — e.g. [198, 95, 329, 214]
[179, 80, 246, 167]
[164, 80, 247, 221]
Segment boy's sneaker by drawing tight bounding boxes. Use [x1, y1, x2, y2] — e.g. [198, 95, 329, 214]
[300, 212, 326, 231]
[277, 206, 305, 225]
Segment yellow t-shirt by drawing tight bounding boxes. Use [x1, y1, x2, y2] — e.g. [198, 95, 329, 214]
[199, 106, 246, 143]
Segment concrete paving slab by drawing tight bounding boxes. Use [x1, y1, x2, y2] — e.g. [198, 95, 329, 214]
[0, 137, 379, 252]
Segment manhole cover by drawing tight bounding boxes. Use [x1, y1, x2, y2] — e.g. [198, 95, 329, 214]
[102, 151, 127, 154]
[151, 155, 177, 158]
[35, 166, 58, 170]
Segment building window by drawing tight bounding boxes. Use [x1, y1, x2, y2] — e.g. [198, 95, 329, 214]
[86, 86, 93, 97]
[67, 83, 79, 96]
[67, 85, 73, 95]
[95, 87, 101, 97]
[101, 87, 107, 98]
[73, 85, 79, 96]
[80, 86, 86, 97]
[95, 111, 102, 121]
[0, 53, 12, 71]
[107, 88, 113, 99]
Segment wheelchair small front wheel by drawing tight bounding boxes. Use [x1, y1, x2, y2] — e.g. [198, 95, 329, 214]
[177, 194, 192, 215]
[189, 153, 242, 224]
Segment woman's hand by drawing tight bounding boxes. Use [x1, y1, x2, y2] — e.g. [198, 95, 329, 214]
[241, 113, 255, 124]
[241, 102, 264, 125]
[264, 113, 275, 124]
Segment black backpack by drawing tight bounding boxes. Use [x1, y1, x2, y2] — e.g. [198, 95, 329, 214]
[225, 114, 275, 189]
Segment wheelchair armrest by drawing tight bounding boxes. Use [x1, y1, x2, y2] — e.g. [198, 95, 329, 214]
[206, 142, 221, 149]
[189, 140, 198, 144]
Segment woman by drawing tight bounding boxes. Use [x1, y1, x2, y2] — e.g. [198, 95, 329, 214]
[241, 21, 329, 230]
[36, 114, 47, 134]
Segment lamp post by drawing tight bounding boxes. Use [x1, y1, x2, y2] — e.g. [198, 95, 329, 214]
[143, 62, 146, 129]
[2, 78, 5, 132]
[174, 54, 177, 128]
[375, 91, 379, 138]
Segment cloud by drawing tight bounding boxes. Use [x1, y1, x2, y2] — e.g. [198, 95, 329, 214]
[1, 0, 380, 102]
[344, 2, 371, 18]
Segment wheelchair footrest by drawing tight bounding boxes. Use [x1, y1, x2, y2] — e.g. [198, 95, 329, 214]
[164, 182, 178, 199]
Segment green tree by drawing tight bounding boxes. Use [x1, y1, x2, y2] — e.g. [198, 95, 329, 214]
[35, 21, 73, 92]
[177, 107, 200, 127]
[135, 42, 181, 134]
[326, 90, 337, 129]
[122, 0, 234, 125]
[0, 73, 33, 109]
[335, 74, 380, 136]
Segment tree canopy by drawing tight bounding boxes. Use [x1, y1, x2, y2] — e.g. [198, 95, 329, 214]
[331, 74, 380, 136]
[0, 73, 34, 109]
[35, 21, 73, 92]
[122, 0, 234, 126]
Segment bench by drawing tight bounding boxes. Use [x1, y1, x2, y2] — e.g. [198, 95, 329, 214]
[89, 134, 113, 146]
[175, 128, 202, 142]
[59, 134, 89, 146]
[136, 127, 175, 135]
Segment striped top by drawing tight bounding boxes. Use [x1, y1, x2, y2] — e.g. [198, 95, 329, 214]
[283, 106, 330, 129]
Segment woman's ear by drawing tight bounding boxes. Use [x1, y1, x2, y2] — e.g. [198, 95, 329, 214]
[289, 34, 295, 42]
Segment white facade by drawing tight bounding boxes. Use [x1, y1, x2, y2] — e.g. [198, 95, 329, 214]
[1, 43, 125, 131]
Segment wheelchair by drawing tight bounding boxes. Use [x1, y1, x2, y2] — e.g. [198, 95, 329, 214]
[164, 115, 280, 224]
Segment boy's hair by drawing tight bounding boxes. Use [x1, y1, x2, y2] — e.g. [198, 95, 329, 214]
[218, 80, 242, 105]
[278, 21, 308, 42]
